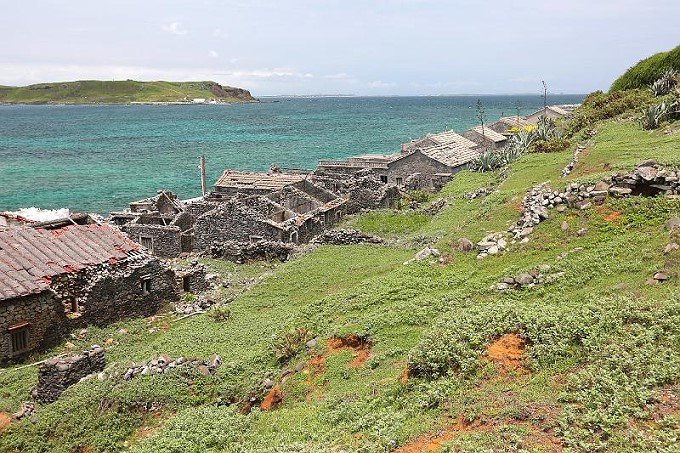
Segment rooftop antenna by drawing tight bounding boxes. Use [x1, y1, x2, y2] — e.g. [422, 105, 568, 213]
[199, 155, 207, 197]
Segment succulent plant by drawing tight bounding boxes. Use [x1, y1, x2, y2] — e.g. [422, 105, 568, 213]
[650, 69, 678, 96]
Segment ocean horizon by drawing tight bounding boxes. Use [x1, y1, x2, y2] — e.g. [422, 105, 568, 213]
[0, 94, 585, 214]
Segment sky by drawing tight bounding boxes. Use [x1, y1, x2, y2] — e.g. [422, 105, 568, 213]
[1, 0, 678, 96]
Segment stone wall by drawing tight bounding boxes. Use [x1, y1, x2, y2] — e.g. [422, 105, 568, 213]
[50, 256, 178, 328]
[122, 224, 182, 258]
[193, 201, 287, 250]
[314, 170, 400, 213]
[35, 346, 105, 403]
[175, 262, 209, 294]
[0, 292, 67, 362]
[210, 240, 295, 263]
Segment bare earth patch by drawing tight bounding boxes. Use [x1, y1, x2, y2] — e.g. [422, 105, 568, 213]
[0, 412, 11, 433]
[327, 336, 373, 368]
[484, 333, 528, 375]
[260, 385, 283, 411]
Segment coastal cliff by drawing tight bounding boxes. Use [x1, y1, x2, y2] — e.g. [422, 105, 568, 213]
[0, 80, 256, 104]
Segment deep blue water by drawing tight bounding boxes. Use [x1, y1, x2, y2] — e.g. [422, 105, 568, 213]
[0, 95, 584, 213]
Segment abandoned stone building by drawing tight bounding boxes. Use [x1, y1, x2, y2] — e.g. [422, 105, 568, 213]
[194, 170, 350, 248]
[461, 125, 508, 150]
[0, 224, 178, 361]
[110, 190, 195, 258]
[317, 130, 480, 190]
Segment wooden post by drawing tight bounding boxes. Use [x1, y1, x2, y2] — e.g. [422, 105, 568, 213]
[199, 155, 207, 197]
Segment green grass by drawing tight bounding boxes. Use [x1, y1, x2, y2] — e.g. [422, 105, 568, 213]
[610, 44, 680, 92]
[0, 80, 254, 104]
[0, 108, 679, 451]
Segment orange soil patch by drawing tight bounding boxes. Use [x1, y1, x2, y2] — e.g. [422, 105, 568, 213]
[395, 415, 563, 453]
[260, 385, 283, 411]
[0, 412, 11, 433]
[327, 336, 372, 368]
[400, 366, 409, 385]
[484, 333, 527, 374]
[603, 211, 621, 222]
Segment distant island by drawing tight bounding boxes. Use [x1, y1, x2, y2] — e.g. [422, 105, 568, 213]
[0, 80, 256, 105]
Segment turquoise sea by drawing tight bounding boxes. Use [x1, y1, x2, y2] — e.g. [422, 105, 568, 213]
[0, 95, 584, 213]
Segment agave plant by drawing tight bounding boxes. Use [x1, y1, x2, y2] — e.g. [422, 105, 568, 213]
[650, 69, 678, 96]
[470, 150, 502, 172]
[639, 102, 669, 130]
[511, 128, 537, 151]
[534, 116, 562, 141]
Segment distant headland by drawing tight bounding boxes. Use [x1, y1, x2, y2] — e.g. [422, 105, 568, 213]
[0, 80, 256, 105]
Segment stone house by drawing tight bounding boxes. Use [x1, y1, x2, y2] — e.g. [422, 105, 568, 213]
[462, 125, 508, 150]
[0, 224, 178, 361]
[317, 130, 480, 190]
[525, 105, 570, 125]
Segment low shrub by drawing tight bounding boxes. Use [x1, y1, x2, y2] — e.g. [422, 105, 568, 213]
[565, 89, 657, 137]
[610, 44, 680, 92]
[208, 304, 231, 322]
[532, 138, 571, 153]
[272, 327, 311, 362]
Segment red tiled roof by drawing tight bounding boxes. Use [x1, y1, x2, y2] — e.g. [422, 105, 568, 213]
[0, 224, 141, 301]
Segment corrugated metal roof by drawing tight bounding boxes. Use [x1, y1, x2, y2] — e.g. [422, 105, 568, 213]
[0, 224, 141, 301]
[215, 170, 307, 190]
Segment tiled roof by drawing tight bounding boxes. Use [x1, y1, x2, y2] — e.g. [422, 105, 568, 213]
[468, 126, 508, 143]
[493, 116, 532, 129]
[215, 170, 307, 191]
[0, 224, 141, 301]
[419, 143, 481, 167]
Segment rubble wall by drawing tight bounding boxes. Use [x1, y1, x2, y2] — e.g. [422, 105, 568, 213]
[194, 205, 285, 250]
[36, 346, 105, 403]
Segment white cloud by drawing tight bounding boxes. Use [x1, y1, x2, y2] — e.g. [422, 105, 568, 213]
[218, 68, 313, 79]
[161, 22, 188, 35]
[209, 50, 219, 58]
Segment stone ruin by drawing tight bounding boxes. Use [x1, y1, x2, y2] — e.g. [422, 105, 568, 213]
[35, 346, 105, 403]
[172, 260, 210, 294]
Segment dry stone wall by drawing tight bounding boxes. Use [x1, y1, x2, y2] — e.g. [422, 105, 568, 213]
[35, 346, 105, 403]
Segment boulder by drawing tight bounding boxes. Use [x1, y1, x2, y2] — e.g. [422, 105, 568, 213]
[665, 217, 680, 230]
[456, 238, 474, 252]
[515, 273, 535, 286]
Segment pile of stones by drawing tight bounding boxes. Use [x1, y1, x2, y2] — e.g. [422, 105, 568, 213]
[12, 402, 35, 420]
[476, 232, 508, 258]
[404, 246, 441, 264]
[121, 354, 221, 381]
[174, 294, 217, 315]
[607, 159, 679, 196]
[423, 198, 447, 215]
[464, 187, 495, 199]
[496, 265, 565, 291]
[312, 229, 383, 245]
[509, 184, 565, 240]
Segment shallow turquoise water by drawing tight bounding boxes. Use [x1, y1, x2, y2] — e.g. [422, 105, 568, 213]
[0, 95, 583, 213]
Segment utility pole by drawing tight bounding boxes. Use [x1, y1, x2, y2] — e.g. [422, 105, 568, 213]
[542, 80, 548, 117]
[199, 155, 207, 197]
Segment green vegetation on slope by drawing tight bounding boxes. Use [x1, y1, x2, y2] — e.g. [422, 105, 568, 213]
[0, 80, 255, 104]
[610, 44, 680, 92]
[0, 84, 679, 452]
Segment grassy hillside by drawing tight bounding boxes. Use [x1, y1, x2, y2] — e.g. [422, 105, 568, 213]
[0, 80, 255, 104]
[0, 93, 678, 451]
[610, 44, 680, 92]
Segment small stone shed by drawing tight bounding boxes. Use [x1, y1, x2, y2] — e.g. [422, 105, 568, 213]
[0, 224, 178, 361]
[462, 125, 508, 150]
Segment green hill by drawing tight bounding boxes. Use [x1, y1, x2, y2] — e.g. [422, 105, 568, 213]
[0, 80, 255, 104]
[610, 44, 680, 92]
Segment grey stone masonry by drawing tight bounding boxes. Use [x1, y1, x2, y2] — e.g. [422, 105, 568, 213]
[35, 346, 105, 403]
